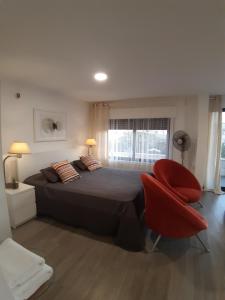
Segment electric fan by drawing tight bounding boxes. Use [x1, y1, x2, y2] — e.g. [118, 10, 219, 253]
[172, 130, 191, 165]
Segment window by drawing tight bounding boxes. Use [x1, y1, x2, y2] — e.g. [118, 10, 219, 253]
[220, 109, 225, 190]
[108, 118, 170, 163]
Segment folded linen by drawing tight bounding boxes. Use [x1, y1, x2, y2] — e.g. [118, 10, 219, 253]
[0, 267, 15, 300]
[0, 238, 45, 289]
[13, 264, 53, 300]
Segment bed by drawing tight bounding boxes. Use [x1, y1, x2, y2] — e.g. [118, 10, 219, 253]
[24, 167, 145, 251]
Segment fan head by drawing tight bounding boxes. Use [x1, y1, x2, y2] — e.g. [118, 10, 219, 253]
[173, 131, 191, 152]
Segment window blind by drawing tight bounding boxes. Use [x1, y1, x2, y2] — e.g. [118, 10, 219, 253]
[109, 118, 170, 130]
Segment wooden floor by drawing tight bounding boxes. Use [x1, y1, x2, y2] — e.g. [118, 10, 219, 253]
[13, 192, 225, 300]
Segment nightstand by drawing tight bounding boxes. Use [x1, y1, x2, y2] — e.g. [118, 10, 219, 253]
[5, 183, 37, 229]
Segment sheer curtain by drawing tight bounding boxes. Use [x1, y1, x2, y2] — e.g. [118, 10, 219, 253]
[91, 103, 110, 163]
[205, 96, 224, 194]
[108, 118, 170, 170]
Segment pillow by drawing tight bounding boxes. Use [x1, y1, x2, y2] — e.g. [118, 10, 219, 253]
[72, 160, 87, 171]
[80, 155, 102, 172]
[40, 167, 60, 183]
[51, 160, 80, 183]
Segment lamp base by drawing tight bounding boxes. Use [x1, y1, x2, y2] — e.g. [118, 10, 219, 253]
[5, 182, 19, 189]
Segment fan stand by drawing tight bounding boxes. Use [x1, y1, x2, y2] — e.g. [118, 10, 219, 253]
[181, 151, 184, 165]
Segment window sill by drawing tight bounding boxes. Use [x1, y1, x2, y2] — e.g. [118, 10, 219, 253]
[107, 160, 154, 171]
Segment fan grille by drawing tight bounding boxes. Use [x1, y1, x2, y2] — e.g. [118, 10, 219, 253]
[173, 130, 191, 152]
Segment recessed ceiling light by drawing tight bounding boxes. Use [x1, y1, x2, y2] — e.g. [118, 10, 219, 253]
[94, 72, 108, 82]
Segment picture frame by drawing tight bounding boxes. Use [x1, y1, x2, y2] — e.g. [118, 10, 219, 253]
[34, 109, 67, 142]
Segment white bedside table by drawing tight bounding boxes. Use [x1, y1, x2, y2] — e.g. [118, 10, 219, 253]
[5, 183, 37, 229]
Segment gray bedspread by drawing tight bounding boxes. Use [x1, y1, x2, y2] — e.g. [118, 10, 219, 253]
[24, 167, 145, 251]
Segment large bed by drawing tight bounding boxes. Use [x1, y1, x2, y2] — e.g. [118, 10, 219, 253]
[24, 167, 145, 251]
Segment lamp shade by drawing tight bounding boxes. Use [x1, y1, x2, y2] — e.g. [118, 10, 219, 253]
[85, 139, 96, 146]
[8, 142, 31, 154]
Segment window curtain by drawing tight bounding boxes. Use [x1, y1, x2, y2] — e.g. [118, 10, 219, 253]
[108, 118, 170, 170]
[205, 96, 224, 194]
[91, 103, 110, 163]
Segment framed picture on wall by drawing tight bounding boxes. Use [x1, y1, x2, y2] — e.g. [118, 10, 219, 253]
[34, 109, 67, 142]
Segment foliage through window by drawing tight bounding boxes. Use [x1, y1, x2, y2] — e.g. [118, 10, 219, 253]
[108, 118, 170, 163]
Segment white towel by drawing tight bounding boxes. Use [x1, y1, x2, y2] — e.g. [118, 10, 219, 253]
[13, 264, 53, 300]
[0, 238, 45, 289]
[0, 267, 15, 300]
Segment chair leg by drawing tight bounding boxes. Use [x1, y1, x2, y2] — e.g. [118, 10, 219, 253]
[140, 209, 145, 221]
[195, 234, 210, 252]
[151, 235, 162, 252]
[198, 201, 204, 208]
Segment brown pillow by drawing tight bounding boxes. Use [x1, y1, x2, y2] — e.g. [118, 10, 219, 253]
[40, 167, 60, 183]
[80, 156, 102, 172]
[51, 160, 80, 183]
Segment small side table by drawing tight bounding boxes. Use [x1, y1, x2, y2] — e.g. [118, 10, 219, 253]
[6, 183, 37, 229]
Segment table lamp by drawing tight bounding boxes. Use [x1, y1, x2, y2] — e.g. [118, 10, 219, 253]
[3, 142, 31, 189]
[85, 138, 96, 155]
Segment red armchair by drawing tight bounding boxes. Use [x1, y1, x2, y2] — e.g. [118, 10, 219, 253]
[153, 159, 203, 206]
[141, 173, 209, 252]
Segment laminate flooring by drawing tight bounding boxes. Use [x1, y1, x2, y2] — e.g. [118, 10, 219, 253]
[13, 192, 225, 300]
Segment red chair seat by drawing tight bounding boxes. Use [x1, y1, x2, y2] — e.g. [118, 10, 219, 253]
[153, 159, 202, 204]
[141, 173, 208, 239]
[174, 187, 202, 203]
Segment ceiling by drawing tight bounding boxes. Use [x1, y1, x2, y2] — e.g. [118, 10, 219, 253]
[0, 0, 224, 102]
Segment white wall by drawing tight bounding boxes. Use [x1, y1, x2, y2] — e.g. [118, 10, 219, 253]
[222, 95, 225, 107]
[0, 82, 11, 242]
[1, 81, 89, 181]
[0, 163, 11, 241]
[109, 96, 199, 171]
